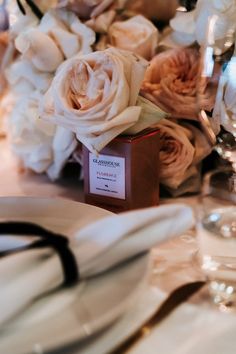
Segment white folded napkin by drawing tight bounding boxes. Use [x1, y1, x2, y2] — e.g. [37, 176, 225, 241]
[0, 203, 194, 327]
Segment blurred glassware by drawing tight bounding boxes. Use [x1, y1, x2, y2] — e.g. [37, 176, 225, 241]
[0, 0, 9, 31]
[178, 0, 197, 12]
[196, 169, 236, 312]
[194, 1, 236, 312]
[197, 4, 236, 194]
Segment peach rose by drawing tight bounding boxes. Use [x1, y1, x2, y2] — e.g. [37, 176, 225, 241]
[107, 15, 158, 60]
[154, 119, 211, 190]
[141, 47, 215, 120]
[41, 47, 148, 154]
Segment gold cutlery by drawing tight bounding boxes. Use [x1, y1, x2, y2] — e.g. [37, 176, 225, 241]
[109, 280, 206, 354]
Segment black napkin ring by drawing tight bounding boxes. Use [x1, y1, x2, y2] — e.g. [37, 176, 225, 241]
[0, 221, 79, 286]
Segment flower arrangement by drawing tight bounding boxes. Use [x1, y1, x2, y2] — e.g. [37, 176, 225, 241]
[0, 0, 218, 195]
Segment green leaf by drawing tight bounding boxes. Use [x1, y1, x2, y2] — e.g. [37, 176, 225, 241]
[125, 96, 170, 135]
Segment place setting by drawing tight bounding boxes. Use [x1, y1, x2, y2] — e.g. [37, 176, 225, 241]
[0, 197, 196, 354]
[1, 191, 236, 354]
[1, 0, 236, 353]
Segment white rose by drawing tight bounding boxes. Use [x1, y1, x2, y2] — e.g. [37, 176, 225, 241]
[47, 126, 78, 181]
[10, 10, 39, 38]
[9, 93, 55, 173]
[15, 28, 64, 73]
[107, 15, 158, 60]
[169, 0, 236, 47]
[168, 11, 196, 47]
[41, 47, 148, 154]
[39, 10, 95, 57]
[5, 59, 52, 95]
[9, 92, 77, 179]
[14, 10, 95, 72]
[85, 9, 116, 33]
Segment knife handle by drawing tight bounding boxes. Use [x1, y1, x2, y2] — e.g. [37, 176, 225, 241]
[109, 280, 206, 354]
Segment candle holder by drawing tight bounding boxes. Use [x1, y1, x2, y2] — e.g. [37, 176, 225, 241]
[83, 129, 160, 212]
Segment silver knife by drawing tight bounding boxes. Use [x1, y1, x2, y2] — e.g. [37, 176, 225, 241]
[109, 280, 206, 354]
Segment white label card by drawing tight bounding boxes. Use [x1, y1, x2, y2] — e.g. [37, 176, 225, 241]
[89, 153, 126, 200]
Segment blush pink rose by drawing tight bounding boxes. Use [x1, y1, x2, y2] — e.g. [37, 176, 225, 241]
[154, 119, 211, 189]
[141, 47, 215, 120]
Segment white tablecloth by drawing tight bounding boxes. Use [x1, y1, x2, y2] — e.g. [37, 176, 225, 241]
[0, 138, 84, 201]
[1, 137, 236, 354]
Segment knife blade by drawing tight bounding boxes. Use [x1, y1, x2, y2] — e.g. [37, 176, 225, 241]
[109, 280, 206, 354]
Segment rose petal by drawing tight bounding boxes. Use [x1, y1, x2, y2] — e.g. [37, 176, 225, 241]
[153, 119, 195, 189]
[15, 29, 64, 72]
[108, 15, 158, 60]
[141, 47, 215, 120]
[41, 48, 148, 153]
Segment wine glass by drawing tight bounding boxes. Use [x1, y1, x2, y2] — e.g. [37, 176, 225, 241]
[196, 9, 236, 311]
[197, 10, 236, 193]
[0, 0, 9, 31]
[196, 169, 236, 312]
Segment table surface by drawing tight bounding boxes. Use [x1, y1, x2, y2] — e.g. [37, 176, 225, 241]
[0, 138, 85, 201]
[1, 137, 236, 354]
